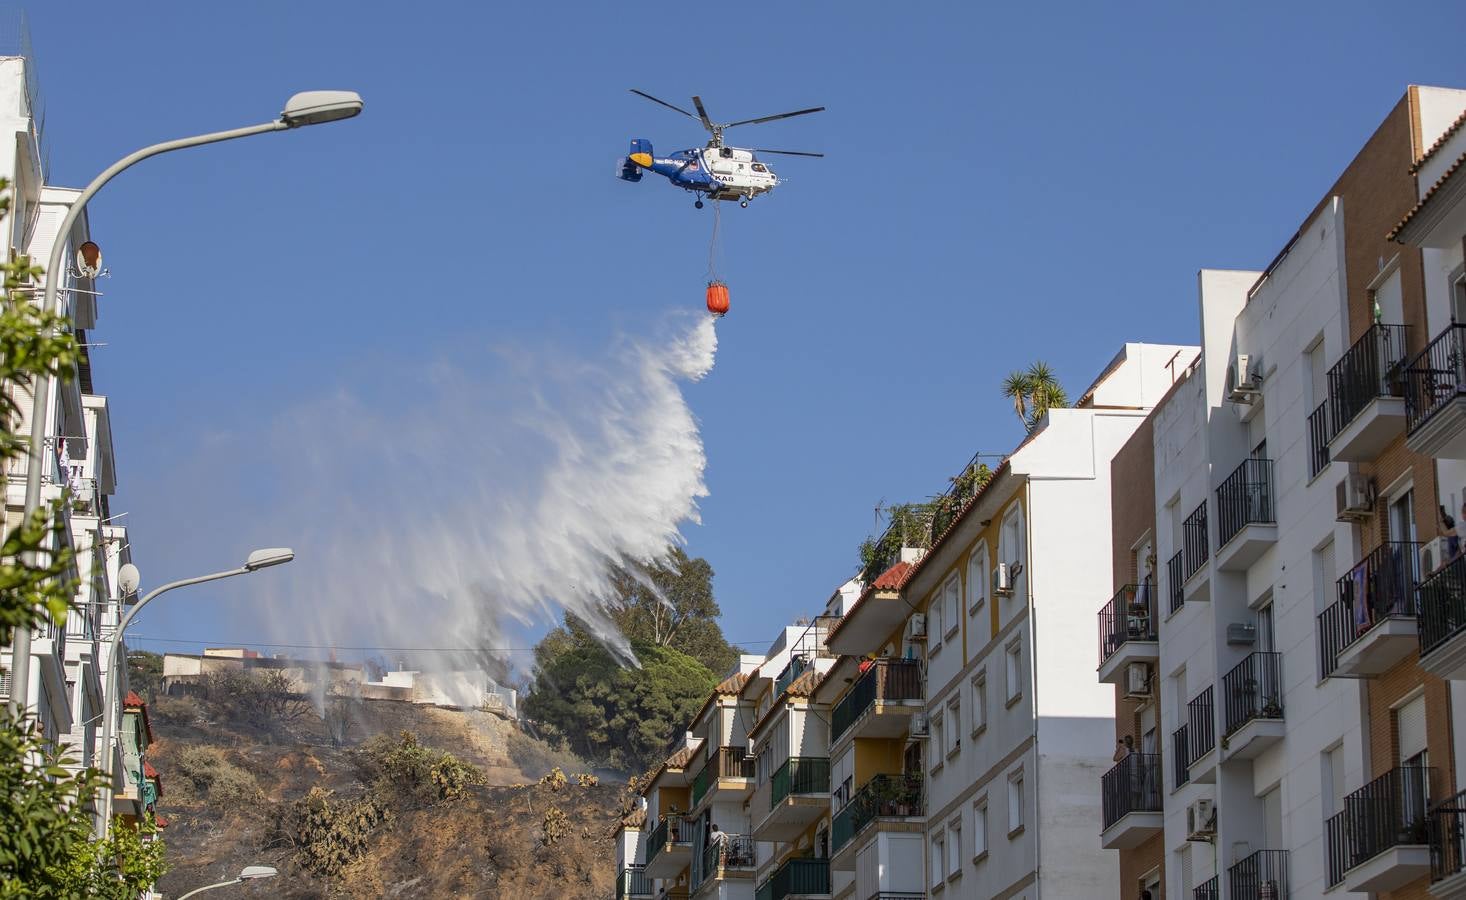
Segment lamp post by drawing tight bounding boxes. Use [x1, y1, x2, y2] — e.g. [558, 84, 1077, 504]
[7, 90, 362, 718]
[94, 548, 294, 837]
[176, 865, 279, 899]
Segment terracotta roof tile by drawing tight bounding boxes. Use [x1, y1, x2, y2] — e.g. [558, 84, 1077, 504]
[620, 808, 647, 830]
[784, 667, 823, 698]
[1414, 107, 1466, 173]
[153, 814, 169, 828]
[872, 561, 912, 590]
[714, 672, 749, 695]
[665, 739, 703, 770]
[143, 761, 159, 779]
[1390, 148, 1466, 241]
[124, 691, 145, 708]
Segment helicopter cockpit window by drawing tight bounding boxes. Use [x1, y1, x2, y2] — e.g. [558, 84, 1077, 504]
[751, 163, 767, 173]
[719, 147, 733, 158]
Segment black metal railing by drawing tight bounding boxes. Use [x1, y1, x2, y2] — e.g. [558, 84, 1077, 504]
[1192, 874, 1218, 900]
[1187, 687, 1215, 765]
[761, 858, 830, 900]
[831, 658, 923, 742]
[645, 814, 692, 865]
[1098, 584, 1157, 666]
[1172, 724, 1191, 787]
[1169, 550, 1186, 614]
[774, 655, 808, 697]
[1430, 788, 1466, 882]
[831, 773, 923, 853]
[1420, 553, 1466, 658]
[1222, 651, 1283, 737]
[1101, 753, 1162, 829]
[697, 833, 755, 887]
[1405, 323, 1466, 434]
[1329, 323, 1409, 435]
[1216, 458, 1275, 549]
[771, 757, 830, 807]
[1228, 849, 1288, 898]
[1308, 400, 1331, 478]
[1319, 542, 1423, 677]
[618, 865, 652, 898]
[692, 746, 754, 807]
[1326, 766, 1433, 886]
[1184, 502, 1209, 580]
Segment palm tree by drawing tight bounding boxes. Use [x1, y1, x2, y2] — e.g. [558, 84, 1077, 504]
[1002, 361, 1069, 432]
[1002, 370, 1033, 429]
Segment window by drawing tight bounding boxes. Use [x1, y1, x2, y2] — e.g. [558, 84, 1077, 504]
[930, 595, 944, 651]
[930, 714, 945, 772]
[971, 669, 987, 736]
[930, 835, 945, 889]
[1312, 540, 1336, 618]
[1321, 745, 1344, 820]
[945, 696, 961, 756]
[1007, 768, 1024, 835]
[947, 819, 962, 877]
[943, 575, 961, 640]
[968, 543, 989, 615]
[1000, 505, 1027, 603]
[1305, 339, 1326, 413]
[972, 797, 988, 860]
[1005, 638, 1023, 705]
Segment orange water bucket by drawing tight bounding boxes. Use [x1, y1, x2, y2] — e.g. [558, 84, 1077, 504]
[706, 281, 730, 317]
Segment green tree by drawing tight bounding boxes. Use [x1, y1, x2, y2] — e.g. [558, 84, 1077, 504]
[126, 650, 164, 699]
[1002, 360, 1069, 432]
[607, 547, 738, 674]
[524, 623, 718, 772]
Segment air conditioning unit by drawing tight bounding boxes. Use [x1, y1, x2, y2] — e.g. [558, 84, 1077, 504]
[1124, 663, 1151, 699]
[1186, 797, 1217, 840]
[905, 613, 927, 641]
[1335, 473, 1376, 522]
[1229, 352, 1259, 401]
[910, 713, 930, 739]
[1226, 623, 1257, 646]
[992, 563, 1013, 597]
[1422, 537, 1446, 575]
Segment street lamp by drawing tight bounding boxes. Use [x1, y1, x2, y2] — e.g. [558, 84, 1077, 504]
[176, 865, 279, 899]
[7, 89, 361, 718]
[94, 549, 295, 837]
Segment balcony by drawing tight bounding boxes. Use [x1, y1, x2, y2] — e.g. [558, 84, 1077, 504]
[1098, 583, 1159, 685]
[1183, 502, 1210, 602]
[830, 658, 923, 746]
[830, 774, 923, 867]
[618, 865, 653, 899]
[1168, 551, 1185, 615]
[1319, 542, 1423, 678]
[692, 833, 755, 895]
[755, 858, 830, 900]
[1100, 752, 1162, 849]
[1406, 324, 1466, 459]
[1186, 687, 1217, 784]
[1419, 554, 1466, 681]
[1326, 766, 1433, 892]
[691, 747, 755, 810]
[1227, 849, 1288, 898]
[645, 814, 694, 880]
[1221, 652, 1284, 760]
[1308, 400, 1331, 478]
[755, 757, 830, 842]
[1192, 875, 1217, 900]
[1172, 724, 1190, 788]
[1429, 788, 1466, 895]
[1327, 323, 1409, 462]
[1215, 458, 1276, 571]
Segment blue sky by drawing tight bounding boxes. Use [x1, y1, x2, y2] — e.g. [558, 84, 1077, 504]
[27, 2, 1466, 664]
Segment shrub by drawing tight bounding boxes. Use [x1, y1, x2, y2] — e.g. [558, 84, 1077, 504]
[172, 746, 262, 807]
[353, 731, 484, 806]
[281, 786, 388, 877]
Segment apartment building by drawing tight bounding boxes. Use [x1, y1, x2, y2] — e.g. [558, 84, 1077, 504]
[1098, 85, 1466, 900]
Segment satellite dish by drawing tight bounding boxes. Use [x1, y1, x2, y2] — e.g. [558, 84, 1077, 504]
[118, 563, 140, 597]
[76, 241, 103, 278]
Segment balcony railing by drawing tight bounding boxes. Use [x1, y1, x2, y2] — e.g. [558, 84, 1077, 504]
[1187, 687, 1215, 764]
[758, 858, 830, 900]
[696, 833, 756, 887]
[1101, 753, 1162, 829]
[771, 757, 830, 807]
[831, 773, 923, 853]
[1228, 849, 1288, 898]
[646, 814, 692, 865]
[1168, 551, 1185, 614]
[1430, 787, 1466, 882]
[1099, 583, 1157, 666]
[692, 746, 754, 807]
[1222, 651, 1283, 737]
[1318, 542, 1422, 677]
[1172, 724, 1190, 787]
[1405, 323, 1466, 434]
[1329, 323, 1409, 435]
[1183, 502, 1209, 580]
[1192, 874, 1218, 900]
[1420, 553, 1466, 658]
[774, 656, 808, 697]
[618, 865, 652, 898]
[1326, 766, 1433, 887]
[1216, 458, 1275, 549]
[1308, 400, 1331, 478]
[831, 658, 923, 742]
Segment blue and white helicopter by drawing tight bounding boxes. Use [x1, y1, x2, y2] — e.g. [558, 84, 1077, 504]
[618, 90, 824, 208]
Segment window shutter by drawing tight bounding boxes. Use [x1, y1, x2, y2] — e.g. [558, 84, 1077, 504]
[1398, 695, 1427, 761]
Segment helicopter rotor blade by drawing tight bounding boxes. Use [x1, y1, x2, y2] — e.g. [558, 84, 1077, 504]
[629, 89, 700, 121]
[691, 95, 716, 133]
[724, 106, 826, 128]
[753, 148, 825, 158]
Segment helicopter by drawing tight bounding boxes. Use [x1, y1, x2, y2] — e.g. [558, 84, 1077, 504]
[617, 90, 824, 208]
